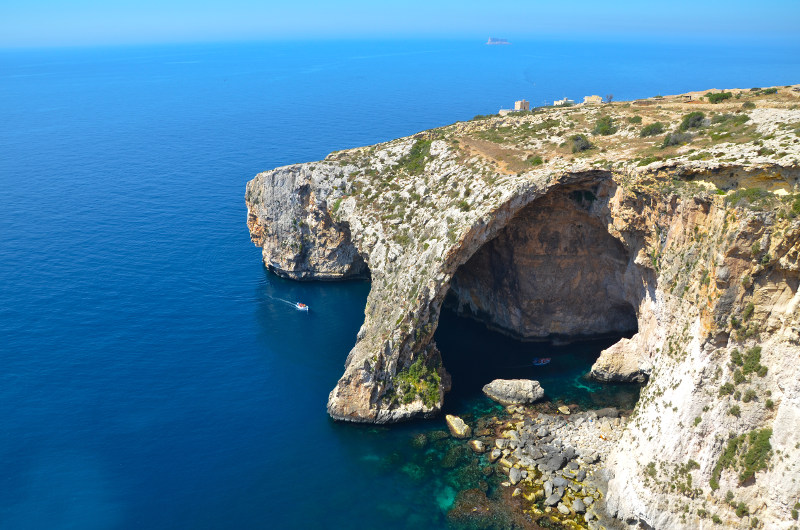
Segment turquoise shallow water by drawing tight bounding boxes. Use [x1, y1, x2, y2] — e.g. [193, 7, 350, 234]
[1, 38, 799, 529]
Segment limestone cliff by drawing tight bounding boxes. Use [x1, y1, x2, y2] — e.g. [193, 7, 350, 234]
[246, 86, 800, 528]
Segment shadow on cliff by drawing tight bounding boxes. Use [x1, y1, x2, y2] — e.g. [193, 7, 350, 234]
[435, 307, 641, 414]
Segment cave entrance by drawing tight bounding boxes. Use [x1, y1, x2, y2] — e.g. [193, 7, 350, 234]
[437, 183, 642, 413]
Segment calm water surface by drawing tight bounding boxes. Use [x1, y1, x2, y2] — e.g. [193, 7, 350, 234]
[2, 39, 798, 529]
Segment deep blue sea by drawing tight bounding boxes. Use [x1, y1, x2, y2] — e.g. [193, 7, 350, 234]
[2, 38, 798, 529]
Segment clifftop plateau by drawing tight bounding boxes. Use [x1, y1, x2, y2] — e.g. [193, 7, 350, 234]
[246, 86, 800, 528]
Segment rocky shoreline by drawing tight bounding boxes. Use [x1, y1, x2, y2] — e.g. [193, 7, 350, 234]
[441, 401, 628, 530]
[248, 86, 800, 527]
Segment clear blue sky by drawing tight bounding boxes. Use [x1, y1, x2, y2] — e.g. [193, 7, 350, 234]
[1, 0, 798, 47]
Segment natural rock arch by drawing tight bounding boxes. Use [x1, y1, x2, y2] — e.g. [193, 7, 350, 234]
[444, 181, 641, 342]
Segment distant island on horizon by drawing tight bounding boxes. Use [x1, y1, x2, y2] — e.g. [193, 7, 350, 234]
[486, 37, 510, 45]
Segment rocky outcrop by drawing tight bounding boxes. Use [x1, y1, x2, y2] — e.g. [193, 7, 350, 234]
[245, 163, 368, 280]
[589, 337, 650, 383]
[483, 379, 545, 406]
[247, 87, 800, 528]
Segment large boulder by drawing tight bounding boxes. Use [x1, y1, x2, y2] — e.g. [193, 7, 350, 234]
[482, 379, 545, 406]
[445, 414, 472, 438]
[589, 337, 650, 383]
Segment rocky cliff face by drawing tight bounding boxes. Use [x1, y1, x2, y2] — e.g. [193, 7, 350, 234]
[246, 87, 800, 528]
[447, 183, 642, 340]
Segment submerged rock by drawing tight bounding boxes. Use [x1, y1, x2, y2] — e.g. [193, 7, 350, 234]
[469, 439, 486, 454]
[482, 379, 545, 406]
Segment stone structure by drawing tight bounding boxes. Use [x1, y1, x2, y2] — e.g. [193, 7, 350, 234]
[514, 99, 530, 111]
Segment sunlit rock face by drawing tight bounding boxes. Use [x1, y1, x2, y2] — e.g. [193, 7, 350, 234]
[247, 93, 800, 529]
[447, 187, 638, 340]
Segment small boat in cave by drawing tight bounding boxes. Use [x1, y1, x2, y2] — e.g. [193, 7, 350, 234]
[296, 302, 309, 311]
[531, 358, 551, 366]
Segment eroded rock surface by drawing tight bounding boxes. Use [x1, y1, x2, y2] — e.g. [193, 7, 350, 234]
[247, 87, 800, 528]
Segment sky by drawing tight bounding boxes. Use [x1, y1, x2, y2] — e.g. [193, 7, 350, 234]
[1, 0, 798, 48]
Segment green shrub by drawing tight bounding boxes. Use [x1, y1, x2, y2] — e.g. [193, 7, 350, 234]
[680, 111, 706, 131]
[662, 132, 693, 147]
[637, 155, 662, 166]
[735, 502, 748, 518]
[742, 101, 756, 109]
[397, 139, 432, 175]
[726, 490, 735, 503]
[571, 134, 593, 153]
[527, 155, 544, 166]
[719, 383, 735, 396]
[712, 429, 773, 489]
[711, 113, 735, 124]
[393, 356, 441, 408]
[729, 405, 741, 416]
[757, 366, 768, 377]
[628, 115, 642, 124]
[765, 399, 774, 410]
[706, 92, 733, 104]
[759, 87, 778, 95]
[727, 188, 771, 210]
[640, 122, 665, 137]
[792, 508, 798, 520]
[456, 200, 470, 212]
[742, 389, 757, 403]
[742, 302, 754, 321]
[734, 369, 746, 385]
[593, 115, 617, 136]
[694, 417, 701, 426]
[740, 429, 772, 482]
[730, 349, 743, 366]
[742, 346, 762, 375]
[712, 514, 722, 524]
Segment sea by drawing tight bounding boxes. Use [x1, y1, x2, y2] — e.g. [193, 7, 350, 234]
[1, 38, 798, 529]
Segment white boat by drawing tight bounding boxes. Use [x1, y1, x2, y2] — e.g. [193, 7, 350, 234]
[295, 302, 309, 312]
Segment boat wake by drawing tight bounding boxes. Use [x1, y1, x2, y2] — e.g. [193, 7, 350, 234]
[266, 295, 309, 312]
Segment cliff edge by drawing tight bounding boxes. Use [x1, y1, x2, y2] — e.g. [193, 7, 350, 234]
[246, 86, 800, 528]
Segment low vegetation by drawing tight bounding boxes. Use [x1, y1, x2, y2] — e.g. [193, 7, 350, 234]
[640, 122, 665, 137]
[593, 115, 617, 136]
[397, 139, 432, 175]
[710, 428, 773, 490]
[571, 134, 593, 153]
[391, 356, 441, 408]
[706, 92, 733, 104]
[679, 111, 706, 131]
[662, 132, 693, 147]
